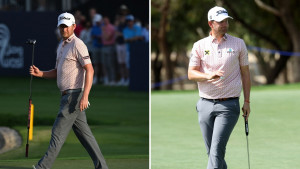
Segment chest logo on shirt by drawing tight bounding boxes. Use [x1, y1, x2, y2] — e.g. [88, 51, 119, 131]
[205, 50, 210, 55]
[227, 48, 235, 54]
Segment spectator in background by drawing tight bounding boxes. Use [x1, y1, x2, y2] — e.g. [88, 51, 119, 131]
[79, 20, 93, 54]
[91, 14, 104, 84]
[115, 4, 129, 30]
[74, 10, 85, 37]
[134, 17, 142, 28]
[123, 15, 143, 42]
[123, 15, 143, 84]
[101, 16, 117, 86]
[142, 23, 149, 43]
[119, 4, 130, 17]
[115, 15, 129, 86]
[90, 8, 102, 26]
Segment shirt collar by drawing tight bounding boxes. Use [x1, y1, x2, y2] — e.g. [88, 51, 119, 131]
[64, 34, 75, 43]
[209, 32, 228, 43]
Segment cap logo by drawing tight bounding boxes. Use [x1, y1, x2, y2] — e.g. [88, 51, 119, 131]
[216, 10, 227, 16]
[59, 16, 71, 21]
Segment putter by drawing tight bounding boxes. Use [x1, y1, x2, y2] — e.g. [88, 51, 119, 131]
[25, 39, 36, 157]
[244, 115, 250, 169]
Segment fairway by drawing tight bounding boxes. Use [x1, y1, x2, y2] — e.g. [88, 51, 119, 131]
[0, 77, 149, 169]
[151, 84, 300, 169]
[0, 158, 148, 169]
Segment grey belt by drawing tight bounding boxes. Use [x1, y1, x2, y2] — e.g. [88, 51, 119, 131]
[61, 88, 83, 96]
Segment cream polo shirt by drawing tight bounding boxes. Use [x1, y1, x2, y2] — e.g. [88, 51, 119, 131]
[55, 34, 92, 91]
[189, 34, 249, 99]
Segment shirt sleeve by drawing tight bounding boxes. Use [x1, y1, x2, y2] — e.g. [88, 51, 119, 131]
[239, 40, 249, 66]
[189, 42, 201, 67]
[75, 41, 92, 67]
[55, 60, 58, 69]
[123, 28, 129, 40]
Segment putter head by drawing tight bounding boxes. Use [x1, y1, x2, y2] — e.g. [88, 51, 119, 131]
[26, 39, 36, 45]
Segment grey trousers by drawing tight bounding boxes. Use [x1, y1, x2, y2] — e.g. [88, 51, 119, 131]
[196, 98, 240, 169]
[35, 90, 108, 169]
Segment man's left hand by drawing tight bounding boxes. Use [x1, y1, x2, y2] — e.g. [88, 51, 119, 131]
[80, 97, 90, 111]
[242, 103, 250, 121]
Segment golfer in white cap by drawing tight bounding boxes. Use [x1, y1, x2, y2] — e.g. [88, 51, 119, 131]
[30, 12, 109, 169]
[188, 6, 251, 169]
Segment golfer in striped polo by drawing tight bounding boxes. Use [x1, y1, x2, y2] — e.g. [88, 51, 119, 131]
[30, 12, 108, 169]
[188, 6, 251, 169]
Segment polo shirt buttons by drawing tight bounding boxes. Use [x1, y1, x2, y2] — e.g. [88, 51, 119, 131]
[218, 50, 222, 58]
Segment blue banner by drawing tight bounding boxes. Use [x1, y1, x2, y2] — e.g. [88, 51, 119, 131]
[129, 42, 149, 91]
[0, 12, 59, 76]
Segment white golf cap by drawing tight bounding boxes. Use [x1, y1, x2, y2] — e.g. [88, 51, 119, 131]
[126, 15, 134, 21]
[207, 6, 233, 22]
[57, 12, 75, 27]
[120, 4, 128, 10]
[92, 14, 102, 25]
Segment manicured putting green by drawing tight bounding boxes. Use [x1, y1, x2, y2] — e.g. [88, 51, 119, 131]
[151, 83, 300, 169]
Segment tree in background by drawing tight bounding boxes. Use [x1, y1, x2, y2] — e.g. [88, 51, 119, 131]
[151, 0, 214, 90]
[151, 0, 300, 90]
[223, 0, 300, 84]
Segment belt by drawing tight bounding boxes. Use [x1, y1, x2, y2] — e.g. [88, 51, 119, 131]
[61, 88, 83, 96]
[202, 97, 238, 103]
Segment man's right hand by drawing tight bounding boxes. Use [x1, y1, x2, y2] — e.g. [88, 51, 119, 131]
[29, 65, 43, 77]
[207, 70, 224, 80]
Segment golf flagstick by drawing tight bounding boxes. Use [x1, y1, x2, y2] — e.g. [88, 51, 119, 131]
[244, 115, 250, 169]
[26, 39, 36, 157]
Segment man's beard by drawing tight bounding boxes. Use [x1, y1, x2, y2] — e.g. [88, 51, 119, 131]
[219, 27, 227, 34]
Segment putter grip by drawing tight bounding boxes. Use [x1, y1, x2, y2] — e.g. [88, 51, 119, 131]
[25, 144, 29, 157]
[245, 120, 249, 136]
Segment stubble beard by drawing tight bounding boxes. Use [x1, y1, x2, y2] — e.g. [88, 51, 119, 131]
[218, 27, 228, 36]
[61, 32, 69, 40]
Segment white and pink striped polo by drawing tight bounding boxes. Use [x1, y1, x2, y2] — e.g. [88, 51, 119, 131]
[189, 33, 249, 99]
[56, 34, 92, 91]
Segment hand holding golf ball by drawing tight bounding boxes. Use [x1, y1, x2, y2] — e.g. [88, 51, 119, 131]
[80, 96, 90, 111]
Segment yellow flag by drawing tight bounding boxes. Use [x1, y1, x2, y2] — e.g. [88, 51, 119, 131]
[29, 104, 34, 141]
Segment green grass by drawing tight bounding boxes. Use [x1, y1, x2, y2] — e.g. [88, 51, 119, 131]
[151, 83, 300, 169]
[0, 158, 148, 169]
[0, 77, 149, 169]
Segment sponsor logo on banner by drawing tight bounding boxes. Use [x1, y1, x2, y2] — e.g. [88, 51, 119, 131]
[0, 24, 24, 68]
